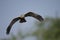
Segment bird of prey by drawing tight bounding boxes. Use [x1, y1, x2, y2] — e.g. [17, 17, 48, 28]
[6, 12, 44, 34]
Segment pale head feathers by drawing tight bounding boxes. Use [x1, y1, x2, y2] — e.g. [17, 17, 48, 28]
[20, 14, 25, 18]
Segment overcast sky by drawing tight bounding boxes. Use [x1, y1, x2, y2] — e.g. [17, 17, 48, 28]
[0, 0, 60, 39]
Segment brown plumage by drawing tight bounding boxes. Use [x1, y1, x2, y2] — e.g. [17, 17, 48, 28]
[6, 12, 44, 34]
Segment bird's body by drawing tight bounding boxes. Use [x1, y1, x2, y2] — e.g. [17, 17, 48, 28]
[19, 17, 26, 23]
[6, 12, 44, 34]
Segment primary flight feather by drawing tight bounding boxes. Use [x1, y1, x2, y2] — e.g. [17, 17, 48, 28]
[6, 12, 44, 34]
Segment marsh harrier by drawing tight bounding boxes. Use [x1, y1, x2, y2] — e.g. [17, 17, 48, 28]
[6, 12, 44, 34]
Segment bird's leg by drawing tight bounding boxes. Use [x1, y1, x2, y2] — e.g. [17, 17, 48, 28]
[19, 18, 26, 23]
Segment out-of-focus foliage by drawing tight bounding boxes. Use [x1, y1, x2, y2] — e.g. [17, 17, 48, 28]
[11, 34, 16, 40]
[33, 18, 60, 40]
[43, 18, 60, 40]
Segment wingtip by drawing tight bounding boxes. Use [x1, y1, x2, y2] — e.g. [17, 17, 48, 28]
[6, 32, 9, 35]
[40, 15, 44, 21]
[6, 26, 11, 35]
[6, 29, 9, 35]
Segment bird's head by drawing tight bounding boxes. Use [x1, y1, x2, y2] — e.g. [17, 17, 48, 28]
[19, 14, 26, 23]
[20, 14, 25, 18]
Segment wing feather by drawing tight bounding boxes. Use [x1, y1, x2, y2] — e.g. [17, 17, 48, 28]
[25, 12, 44, 21]
[6, 17, 20, 34]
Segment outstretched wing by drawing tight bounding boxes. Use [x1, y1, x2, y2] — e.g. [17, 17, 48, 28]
[24, 12, 44, 21]
[6, 17, 20, 34]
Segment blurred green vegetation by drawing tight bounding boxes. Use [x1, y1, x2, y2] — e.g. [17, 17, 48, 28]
[43, 18, 60, 40]
[33, 18, 60, 40]
[0, 17, 60, 40]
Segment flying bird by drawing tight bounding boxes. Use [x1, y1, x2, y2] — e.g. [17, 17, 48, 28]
[6, 12, 44, 34]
